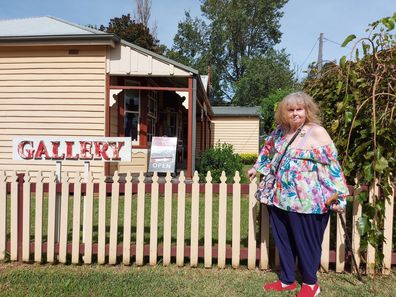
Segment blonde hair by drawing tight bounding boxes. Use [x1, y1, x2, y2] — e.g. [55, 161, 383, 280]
[275, 91, 321, 129]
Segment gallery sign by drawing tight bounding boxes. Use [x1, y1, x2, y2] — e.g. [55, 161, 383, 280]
[148, 137, 177, 172]
[13, 137, 132, 162]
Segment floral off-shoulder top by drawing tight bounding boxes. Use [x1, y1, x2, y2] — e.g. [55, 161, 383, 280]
[254, 125, 349, 214]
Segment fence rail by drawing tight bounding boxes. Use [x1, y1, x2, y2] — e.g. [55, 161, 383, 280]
[0, 170, 394, 275]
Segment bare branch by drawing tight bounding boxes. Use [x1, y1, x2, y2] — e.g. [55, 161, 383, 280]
[134, 0, 152, 28]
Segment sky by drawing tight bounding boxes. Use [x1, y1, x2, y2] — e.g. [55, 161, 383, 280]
[1, 0, 395, 79]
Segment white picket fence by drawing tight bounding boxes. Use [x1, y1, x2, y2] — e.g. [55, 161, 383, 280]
[0, 170, 394, 274]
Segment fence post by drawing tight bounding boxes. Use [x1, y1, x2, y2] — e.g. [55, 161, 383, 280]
[382, 180, 394, 274]
[217, 171, 227, 269]
[59, 172, 70, 264]
[123, 172, 133, 265]
[247, 177, 257, 270]
[366, 181, 378, 274]
[231, 171, 241, 269]
[109, 171, 120, 265]
[352, 192, 362, 274]
[83, 171, 94, 264]
[163, 172, 172, 266]
[34, 171, 44, 263]
[149, 172, 159, 266]
[320, 214, 330, 272]
[190, 171, 200, 267]
[204, 172, 213, 268]
[136, 172, 146, 266]
[97, 171, 106, 265]
[259, 203, 270, 270]
[17, 173, 24, 262]
[10, 172, 18, 261]
[0, 171, 6, 261]
[176, 171, 186, 267]
[22, 172, 31, 262]
[336, 211, 346, 272]
[47, 171, 57, 263]
[71, 171, 82, 265]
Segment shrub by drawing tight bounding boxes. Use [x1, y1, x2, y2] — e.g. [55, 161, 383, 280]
[303, 15, 396, 269]
[239, 153, 258, 165]
[198, 142, 245, 183]
[260, 88, 295, 134]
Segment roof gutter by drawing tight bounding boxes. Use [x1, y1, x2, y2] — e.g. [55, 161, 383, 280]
[0, 34, 120, 48]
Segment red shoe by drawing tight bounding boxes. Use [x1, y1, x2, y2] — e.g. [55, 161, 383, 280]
[263, 280, 297, 292]
[296, 283, 320, 297]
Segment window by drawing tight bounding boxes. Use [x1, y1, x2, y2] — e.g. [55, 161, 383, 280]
[147, 90, 158, 143]
[147, 117, 156, 143]
[124, 89, 140, 145]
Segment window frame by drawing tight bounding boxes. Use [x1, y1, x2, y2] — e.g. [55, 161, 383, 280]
[124, 80, 141, 146]
[147, 90, 158, 144]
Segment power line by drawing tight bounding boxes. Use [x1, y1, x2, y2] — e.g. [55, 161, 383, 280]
[300, 37, 319, 68]
[323, 37, 353, 49]
[296, 37, 319, 78]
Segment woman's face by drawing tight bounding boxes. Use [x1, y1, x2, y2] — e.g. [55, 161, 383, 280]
[287, 104, 306, 129]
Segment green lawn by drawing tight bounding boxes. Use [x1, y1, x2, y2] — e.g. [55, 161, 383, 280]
[0, 263, 395, 297]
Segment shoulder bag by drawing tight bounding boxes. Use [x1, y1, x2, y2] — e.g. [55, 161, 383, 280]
[255, 126, 302, 205]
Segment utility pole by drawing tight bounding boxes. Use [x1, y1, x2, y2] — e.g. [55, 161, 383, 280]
[317, 33, 324, 75]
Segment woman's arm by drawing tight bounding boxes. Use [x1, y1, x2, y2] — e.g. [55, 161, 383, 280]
[307, 125, 332, 148]
[310, 126, 349, 212]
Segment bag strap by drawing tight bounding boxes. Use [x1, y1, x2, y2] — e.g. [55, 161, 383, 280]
[274, 126, 303, 174]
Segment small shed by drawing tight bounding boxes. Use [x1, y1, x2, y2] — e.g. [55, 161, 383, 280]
[0, 16, 213, 177]
[211, 106, 260, 154]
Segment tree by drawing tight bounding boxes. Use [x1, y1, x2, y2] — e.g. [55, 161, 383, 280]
[166, 11, 225, 105]
[168, 0, 292, 105]
[100, 14, 164, 54]
[167, 12, 209, 68]
[233, 49, 296, 106]
[134, 0, 151, 28]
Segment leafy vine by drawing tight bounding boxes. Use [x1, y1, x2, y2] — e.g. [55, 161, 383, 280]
[304, 14, 396, 271]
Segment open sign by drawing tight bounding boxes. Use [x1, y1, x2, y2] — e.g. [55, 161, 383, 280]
[148, 137, 177, 172]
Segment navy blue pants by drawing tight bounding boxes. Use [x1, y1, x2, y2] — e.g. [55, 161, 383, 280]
[269, 206, 330, 285]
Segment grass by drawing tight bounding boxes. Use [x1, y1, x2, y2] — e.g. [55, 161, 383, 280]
[0, 263, 395, 296]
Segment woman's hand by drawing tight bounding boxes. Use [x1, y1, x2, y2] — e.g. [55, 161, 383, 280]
[247, 167, 257, 181]
[326, 194, 346, 213]
[331, 204, 345, 214]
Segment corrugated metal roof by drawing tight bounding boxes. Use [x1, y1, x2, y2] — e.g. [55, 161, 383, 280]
[0, 16, 200, 75]
[0, 16, 105, 37]
[212, 106, 260, 117]
[0, 16, 213, 114]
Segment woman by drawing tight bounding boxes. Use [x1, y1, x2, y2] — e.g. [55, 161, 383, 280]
[247, 92, 348, 297]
